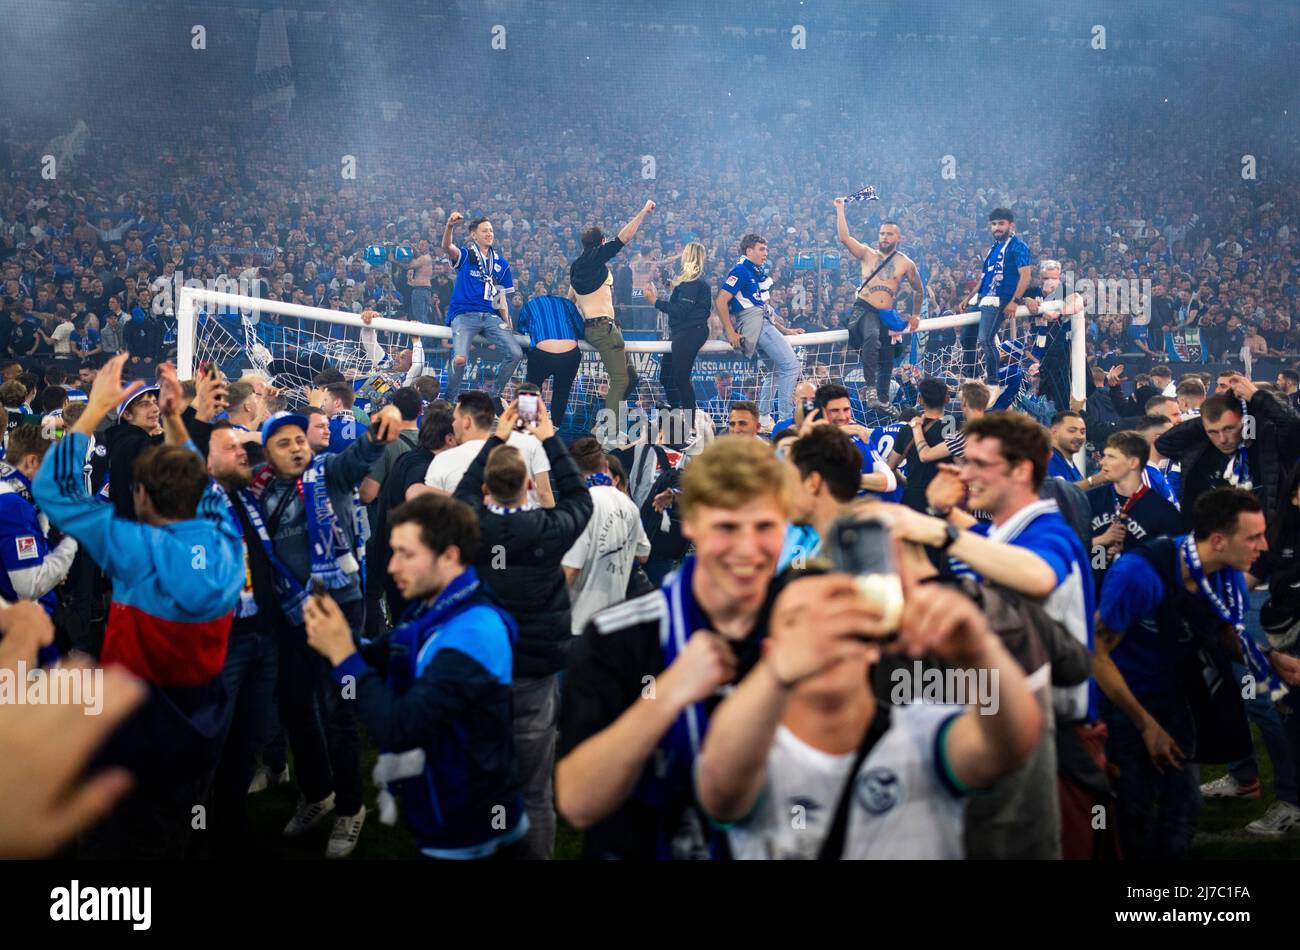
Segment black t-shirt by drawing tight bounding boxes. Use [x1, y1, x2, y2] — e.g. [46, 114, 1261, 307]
[373, 447, 435, 618]
[558, 577, 783, 859]
[569, 238, 625, 297]
[6, 318, 36, 356]
[1180, 442, 1260, 531]
[892, 416, 948, 512]
[1085, 482, 1183, 590]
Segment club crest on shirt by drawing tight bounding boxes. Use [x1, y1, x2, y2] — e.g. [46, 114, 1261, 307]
[855, 767, 901, 815]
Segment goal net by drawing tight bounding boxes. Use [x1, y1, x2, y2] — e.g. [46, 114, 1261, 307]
[178, 287, 1084, 436]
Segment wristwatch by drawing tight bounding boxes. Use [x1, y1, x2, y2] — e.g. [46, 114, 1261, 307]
[939, 523, 961, 551]
[926, 504, 952, 518]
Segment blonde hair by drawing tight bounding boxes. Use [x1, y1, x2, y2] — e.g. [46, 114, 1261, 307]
[673, 242, 707, 288]
[679, 435, 789, 519]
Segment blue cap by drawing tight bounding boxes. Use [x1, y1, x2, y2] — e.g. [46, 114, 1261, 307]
[117, 384, 159, 418]
[260, 410, 310, 445]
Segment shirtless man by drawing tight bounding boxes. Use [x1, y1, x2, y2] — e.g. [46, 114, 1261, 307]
[568, 200, 656, 419]
[834, 198, 924, 413]
[401, 239, 435, 324]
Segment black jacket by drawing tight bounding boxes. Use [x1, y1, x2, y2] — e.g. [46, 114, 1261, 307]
[1156, 390, 1300, 527]
[454, 434, 593, 678]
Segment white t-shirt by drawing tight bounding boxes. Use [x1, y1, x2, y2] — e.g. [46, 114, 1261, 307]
[724, 703, 966, 860]
[424, 431, 551, 504]
[562, 485, 650, 635]
[51, 321, 74, 354]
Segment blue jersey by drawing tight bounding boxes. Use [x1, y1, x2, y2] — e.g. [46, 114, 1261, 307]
[1047, 449, 1082, 482]
[446, 243, 514, 323]
[0, 478, 56, 613]
[949, 500, 1096, 721]
[865, 423, 906, 502]
[328, 411, 360, 452]
[721, 258, 771, 314]
[1097, 548, 1184, 699]
[517, 295, 582, 346]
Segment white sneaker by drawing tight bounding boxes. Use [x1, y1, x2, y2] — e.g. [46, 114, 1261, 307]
[248, 765, 271, 795]
[283, 793, 335, 838]
[325, 805, 366, 859]
[1245, 801, 1300, 837]
[247, 764, 291, 795]
[1200, 774, 1261, 799]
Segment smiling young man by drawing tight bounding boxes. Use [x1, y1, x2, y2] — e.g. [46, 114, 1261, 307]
[556, 435, 791, 859]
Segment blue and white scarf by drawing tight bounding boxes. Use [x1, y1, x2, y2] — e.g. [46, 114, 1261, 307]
[1181, 535, 1277, 690]
[585, 472, 613, 489]
[635, 556, 731, 860]
[979, 236, 1013, 302]
[250, 457, 369, 621]
[227, 487, 307, 623]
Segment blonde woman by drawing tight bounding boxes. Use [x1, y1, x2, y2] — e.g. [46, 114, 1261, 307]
[643, 241, 711, 414]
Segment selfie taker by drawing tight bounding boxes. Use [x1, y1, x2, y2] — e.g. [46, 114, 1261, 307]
[694, 523, 1042, 859]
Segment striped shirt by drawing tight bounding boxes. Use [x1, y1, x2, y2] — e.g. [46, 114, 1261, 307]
[517, 295, 583, 346]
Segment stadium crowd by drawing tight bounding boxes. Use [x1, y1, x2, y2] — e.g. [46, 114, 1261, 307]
[3, 3, 1300, 862]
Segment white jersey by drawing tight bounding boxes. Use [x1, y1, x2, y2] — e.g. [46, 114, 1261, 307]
[562, 485, 651, 635]
[725, 704, 966, 860]
[424, 431, 551, 505]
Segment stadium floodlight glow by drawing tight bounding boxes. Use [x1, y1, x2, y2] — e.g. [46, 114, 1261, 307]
[178, 285, 1085, 463]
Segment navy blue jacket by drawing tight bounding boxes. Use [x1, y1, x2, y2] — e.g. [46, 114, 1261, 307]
[332, 568, 526, 857]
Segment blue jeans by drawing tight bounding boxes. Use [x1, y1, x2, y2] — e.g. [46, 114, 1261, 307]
[1227, 590, 1299, 803]
[281, 598, 366, 816]
[960, 303, 1006, 384]
[212, 625, 281, 847]
[1102, 692, 1202, 860]
[410, 286, 433, 324]
[756, 321, 799, 420]
[447, 311, 524, 400]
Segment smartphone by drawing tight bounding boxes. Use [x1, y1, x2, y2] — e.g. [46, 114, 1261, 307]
[517, 392, 539, 425]
[826, 517, 904, 637]
[802, 398, 816, 415]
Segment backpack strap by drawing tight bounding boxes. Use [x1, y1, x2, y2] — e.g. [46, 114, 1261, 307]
[817, 702, 892, 861]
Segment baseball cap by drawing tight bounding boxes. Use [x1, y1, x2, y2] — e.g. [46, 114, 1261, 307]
[117, 384, 159, 418]
[260, 410, 310, 445]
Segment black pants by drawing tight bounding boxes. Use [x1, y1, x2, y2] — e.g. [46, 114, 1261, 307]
[280, 600, 365, 816]
[526, 346, 582, 427]
[853, 299, 895, 399]
[661, 323, 709, 412]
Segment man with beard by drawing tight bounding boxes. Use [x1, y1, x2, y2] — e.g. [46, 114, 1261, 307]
[250, 400, 403, 858]
[1047, 410, 1091, 489]
[834, 200, 923, 413]
[205, 422, 286, 852]
[961, 209, 1034, 388]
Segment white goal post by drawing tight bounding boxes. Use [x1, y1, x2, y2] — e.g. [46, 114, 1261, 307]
[177, 285, 1086, 463]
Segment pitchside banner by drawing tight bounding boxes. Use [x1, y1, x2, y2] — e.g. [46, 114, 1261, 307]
[1165, 327, 1206, 363]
